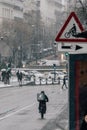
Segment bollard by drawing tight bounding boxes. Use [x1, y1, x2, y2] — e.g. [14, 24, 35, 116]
[46, 78, 48, 85]
[33, 76, 36, 85]
[58, 77, 60, 84]
[39, 77, 42, 85]
[52, 78, 54, 84]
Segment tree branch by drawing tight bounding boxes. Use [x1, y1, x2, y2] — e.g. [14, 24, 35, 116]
[79, 0, 85, 11]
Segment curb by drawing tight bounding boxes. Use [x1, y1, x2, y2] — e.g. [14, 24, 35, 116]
[0, 82, 31, 89]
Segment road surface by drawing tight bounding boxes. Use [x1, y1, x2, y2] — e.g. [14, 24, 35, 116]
[0, 84, 68, 130]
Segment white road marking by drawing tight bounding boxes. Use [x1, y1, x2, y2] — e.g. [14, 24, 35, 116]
[0, 103, 36, 121]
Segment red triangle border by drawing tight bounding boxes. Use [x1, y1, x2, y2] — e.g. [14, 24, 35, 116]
[55, 12, 87, 42]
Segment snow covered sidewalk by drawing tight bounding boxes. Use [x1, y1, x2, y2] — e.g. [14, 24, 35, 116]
[0, 76, 31, 88]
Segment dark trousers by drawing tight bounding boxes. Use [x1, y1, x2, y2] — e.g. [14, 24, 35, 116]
[62, 83, 67, 89]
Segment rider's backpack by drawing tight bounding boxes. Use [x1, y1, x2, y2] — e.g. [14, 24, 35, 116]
[37, 93, 45, 101]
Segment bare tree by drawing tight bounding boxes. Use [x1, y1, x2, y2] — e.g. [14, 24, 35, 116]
[78, 0, 85, 11]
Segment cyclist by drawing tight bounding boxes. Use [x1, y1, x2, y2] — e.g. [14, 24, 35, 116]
[70, 23, 77, 35]
[64, 23, 77, 38]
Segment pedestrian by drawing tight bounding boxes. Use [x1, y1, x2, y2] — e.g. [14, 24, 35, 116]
[1, 70, 6, 82]
[16, 70, 20, 82]
[16, 70, 23, 86]
[62, 76, 67, 89]
[18, 72, 23, 86]
[5, 70, 11, 84]
[37, 91, 49, 118]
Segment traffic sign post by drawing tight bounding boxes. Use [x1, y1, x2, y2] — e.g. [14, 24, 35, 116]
[54, 11, 87, 130]
[53, 64, 56, 81]
[55, 11, 87, 53]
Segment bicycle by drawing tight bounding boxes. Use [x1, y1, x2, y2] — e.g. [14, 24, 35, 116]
[64, 29, 77, 38]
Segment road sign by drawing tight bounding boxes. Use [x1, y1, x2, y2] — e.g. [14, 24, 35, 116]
[55, 12, 87, 42]
[58, 43, 87, 52]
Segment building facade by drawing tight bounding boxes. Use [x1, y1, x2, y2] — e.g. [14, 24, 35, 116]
[0, 0, 23, 58]
[0, 0, 69, 65]
[0, 0, 23, 20]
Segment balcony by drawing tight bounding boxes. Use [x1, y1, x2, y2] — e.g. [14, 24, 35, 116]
[0, 0, 14, 7]
[0, 0, 23, 10]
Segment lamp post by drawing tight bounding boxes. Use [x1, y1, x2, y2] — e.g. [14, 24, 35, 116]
[31, 24, 42, 64]
[18, 46, 22, 68]
[53, 42, 57, 59]
[53, 64, 56, 81]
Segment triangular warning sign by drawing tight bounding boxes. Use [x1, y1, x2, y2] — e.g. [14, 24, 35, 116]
[55, 12, 87, 42]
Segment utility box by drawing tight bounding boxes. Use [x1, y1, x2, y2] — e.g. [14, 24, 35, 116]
[69, 53, 87, 130]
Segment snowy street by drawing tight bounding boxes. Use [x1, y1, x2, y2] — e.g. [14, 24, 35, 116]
[0, 83, 68, 130]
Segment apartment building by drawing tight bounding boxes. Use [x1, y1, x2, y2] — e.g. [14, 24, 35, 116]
[0, 0, 69, 58]
[0, 0, 23, 20]
[0, 0, 23, 57]
[23, 0, 68, 25]
[40, 0, 64, 25]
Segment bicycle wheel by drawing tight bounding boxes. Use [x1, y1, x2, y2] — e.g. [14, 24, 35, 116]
[64, 32, 70, 38]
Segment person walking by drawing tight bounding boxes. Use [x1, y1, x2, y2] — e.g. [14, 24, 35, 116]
[5, 70, 11, 84]
[16, 70, 20, 82]
[1, 70, 6, 82]
[18, 72, 23, 86]
[16, 70, 23, 86]
[62, 76, 67, 89]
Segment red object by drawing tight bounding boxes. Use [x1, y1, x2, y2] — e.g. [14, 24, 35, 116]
[55, 12, 87, 42]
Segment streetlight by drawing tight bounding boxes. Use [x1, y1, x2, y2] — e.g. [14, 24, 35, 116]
[53, 42, 57, 58]
[18, 46, 22, 68]
[30, 25, 35, 61]
[53, 64, 56, 81]
[31, 24, 42, 64]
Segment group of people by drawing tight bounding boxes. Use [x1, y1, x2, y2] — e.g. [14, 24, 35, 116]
[1, 69, 23, 86]
[1, 69, 11, 84]
[1, 69, 67, 89]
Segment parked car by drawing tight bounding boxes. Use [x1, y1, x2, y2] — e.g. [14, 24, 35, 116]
[28, 70, 44, 79]
[21, 70, 29, 76]
[47, 71, 59, 79]
[47, 71, 68, 80]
